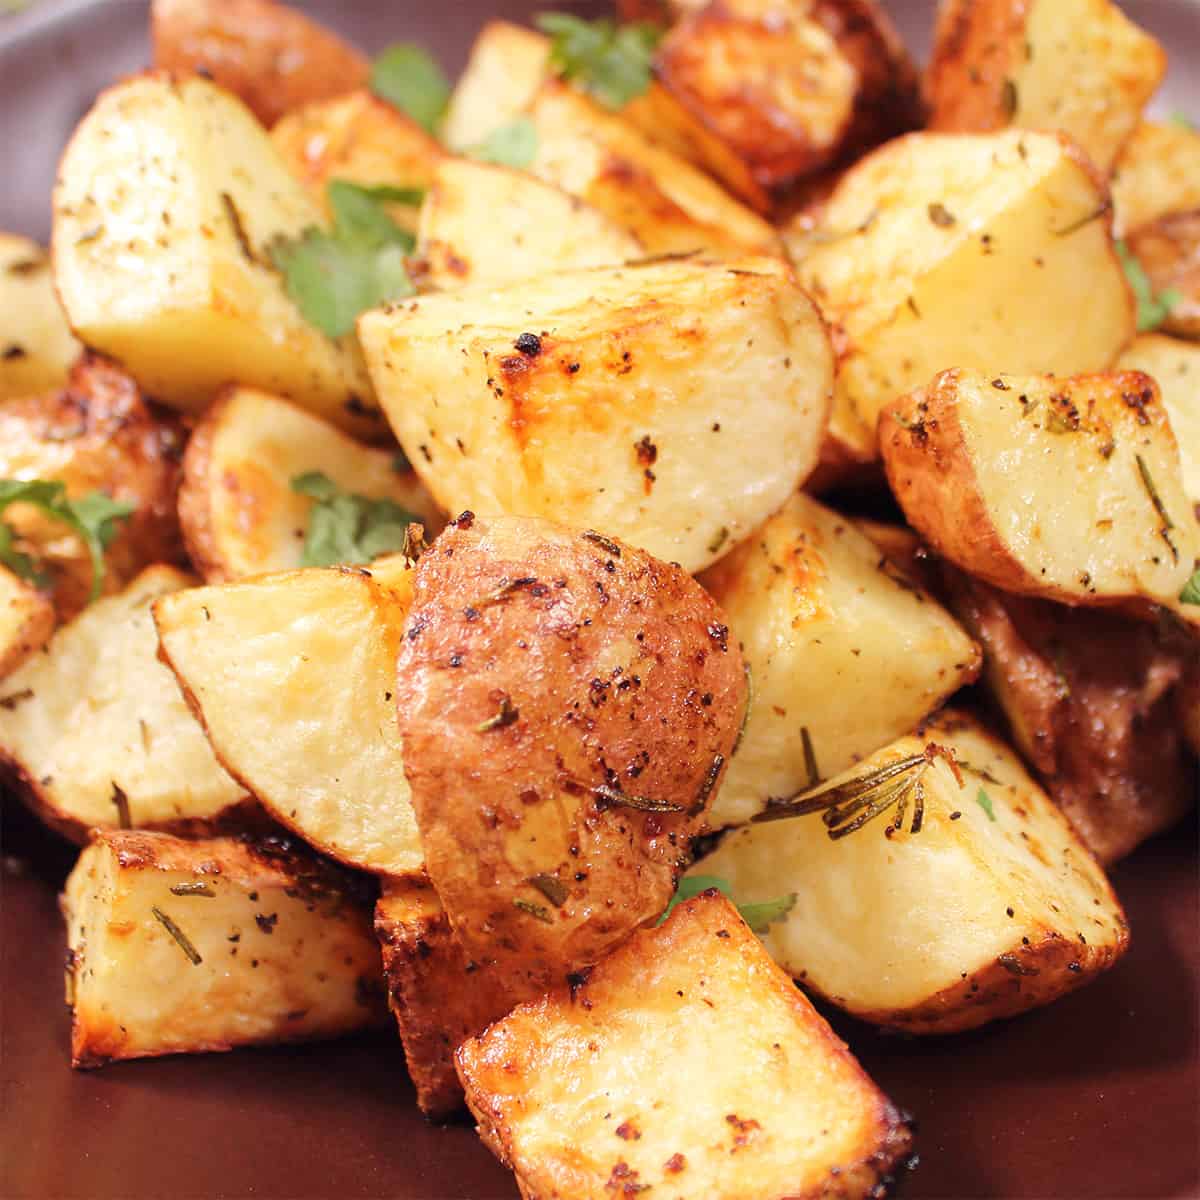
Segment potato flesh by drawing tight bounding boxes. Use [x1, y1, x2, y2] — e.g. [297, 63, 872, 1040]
[0, 235, 79, 398]
[0, 566, 55, 681]
[698, 711, 1129, 1031]
[64, 831, 384, 1067]
[1111, 121, 1200, 236]
[154, 566, 424, 876]
[456, 892, 913, 1200]
[701, 492, 980, 827]
[359, 257, 832, 574]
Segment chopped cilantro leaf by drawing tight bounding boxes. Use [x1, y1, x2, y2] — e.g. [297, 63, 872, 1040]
[537, 13, 661, 110]
[659, 874, 795, 936]
[369, 43, 451, 134]
[291, 471, 421, 567]
[464, 117, 538, 169]
[975, 787, 996, 822]
[1180, 567, 1200, 606]
[1116, 239, 1181, 332]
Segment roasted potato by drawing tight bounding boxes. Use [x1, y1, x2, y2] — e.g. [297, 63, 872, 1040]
[700, 493, 980, 827]
[359, 256, 832, 574]
[394, 514, 747, 993]
[699, 709, 1129, 1033]
[0, 566, 55, 681]
[792, 130, 1135, 460]
[418, 159, 642, 291]
[150, 0, 369, 127]
[1111, 120, 1200, 237]
[178, 386, 439, 582]
[1125, 211, 1200, 341]
[880, 368, 1200, 609]
[53, 74, 382, 439]
[0, 354, 184, 621]
[63, 830, 385, 1068]
[0, 234, 80, 398]
[0, 565, 251, 843]
[941, 567, 1196, 863]
[925, 0, 1165, 172]
[456, 890, 914, 1200]
[375, 876, 529, 1118]
[154, 560, 424, 877]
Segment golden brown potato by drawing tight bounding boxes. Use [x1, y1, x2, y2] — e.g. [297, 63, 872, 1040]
[178, 386, 440, 582]
[1111, 120, 1200, 237]
[375, 876, 529, 1118]
[852, 517, 939, 591]
[700, 493, 980, 827]
[151, 0, 369, 127]
[456, 890, 914, 1200]
[63, 830, 385, 1068]
[925, 0, 1165, 171]
[0, 566, 55, 681]
[395, 514, 747, 993]
[1125, 210, 1200, 341]
[0, 234, 80, 399]
[699, 709, 1129, 1033]
[0, 354, 184, 622]
[359, 256, 832, 574]
[880, 368, 1200, 609]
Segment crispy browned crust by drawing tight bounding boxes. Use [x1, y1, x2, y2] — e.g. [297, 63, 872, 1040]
[175, 386, 230, 583]
[394, 514, 747, 993]
[1126, 209, 1200, 340]
[0, 577, 55, 681]
[150, 0, 369, 127]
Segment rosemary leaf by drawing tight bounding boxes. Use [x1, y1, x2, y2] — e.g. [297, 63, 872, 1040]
[151, 907, 203, 965]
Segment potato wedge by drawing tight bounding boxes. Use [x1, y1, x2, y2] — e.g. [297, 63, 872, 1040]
[0, 234, 80, 399]
[359, 256, 831, 574]
[375, 876, 529, 1118]
[794, 130, 1134, 460]
[178, 387, 439, 582]
[456, 890, 914, 1200]
[698, 709, 1129, 1032]
[0, 566, 55, 681]
[1111, 120, 1200, 237]
[150, 0, 368, 127]
[0, 565, 251, 843]
[700, 493, 979, 827]
[418, 159, 642, 291]
[395, 514, 747, 993]
[925, 0, 1165, 172]
[1125, 211, 1200, 341]
[53, 73, 382, 439]
[154, 561, 423, 877]
[63, 830, 384, 1068]
[881, 368, 1200, 608]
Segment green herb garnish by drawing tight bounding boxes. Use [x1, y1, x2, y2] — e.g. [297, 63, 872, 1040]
[526, 873, 568, 908]
[1169, 111, 1196, 132]
[513, 898, 553, 923]
[477, 694, 520, 733]
[169, 882, 216, 897]
[111, 782, 131, 830]
[1116, 239, 1181, 332]
[801, 726, 820, 789]
[464, 117, 538, 169]
[537, 13, 661, 110]
[975, 787, 996, 822]
[659, 875, 796, 936]
[1180, 568, 1200, 605]
[1135, 453, 1179, 563]
[291, 471, 421, 567]
[151, 907, 203, 965]
[369, 44, 451, 134]
[738, 894, 798, 935]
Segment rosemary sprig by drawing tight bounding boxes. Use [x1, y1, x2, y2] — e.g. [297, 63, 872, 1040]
[1136, 454, 1179, 562]
[590, 782, 687, 813]
[151, 907, 203, 965]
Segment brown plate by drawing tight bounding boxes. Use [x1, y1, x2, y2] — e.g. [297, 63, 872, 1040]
[1, 2, 1199, 1197]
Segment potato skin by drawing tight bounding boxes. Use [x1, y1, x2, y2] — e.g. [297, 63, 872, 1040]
[395, 514, 746, 992]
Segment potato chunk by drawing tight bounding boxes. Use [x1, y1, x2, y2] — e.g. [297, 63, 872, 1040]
[0, 566, 54, 681]
[793, 130, 1134, 460]
[0, 234, 80, 399]
[154, 561, 424, 877]
[178, 387, 440, 582]
[0, 566, 250, 843]
[456, 891, 914, 1200]
[151, 0, 368, 127]
[418, 159, 642, 290]
[63, 830, 384, 1067]
[53, 74, 381, 439]
[925, 0, 1165, 171]
[359, 256, 832, 574]
[700, 493, 979, 828]
[1111, 120, 1200, 237]
[395, 515, 747, 992]
[699, 710, 1129, 1032]
[1125, 211, 1200, 341]
[880, 368, 1200, 608]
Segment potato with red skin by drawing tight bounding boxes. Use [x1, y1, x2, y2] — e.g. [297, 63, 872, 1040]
[395, 514, 747, 993]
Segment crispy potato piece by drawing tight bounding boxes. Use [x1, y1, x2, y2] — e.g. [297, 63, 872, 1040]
[1125, 211, 1200, 341]
[154, 561, 423, 876]
[880, 368, 1200, 608]
[941, 567, 1195, 863]
[375, 876, 529, 1118]
[793, 130, 1134, 460]
[700, 710, 1129, 1032]
[700, 493, 980, 827]
[0, 354, 185, 622]
[418, 159, 642, 291]
[925, 0, 1165, 171]
[359, 257, 831, 574]
[63, 830, 384, 1068]
[178, 387, 439, 582]
[0, 566, 251, 843]
[457, 891, 914, 1199]
[0, 566, 54, 681]
[0, 234, 80, 398]
[271, 90, 442, 236]
[150, 0, 368, 127]
[852, 517, 938, 590]
[53, 74, 382, 439]
[1111, 120, 1200, 237]
[395, 515, 747, 992]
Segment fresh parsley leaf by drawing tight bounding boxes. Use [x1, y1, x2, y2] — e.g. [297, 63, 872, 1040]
[1116, 239, 1181, 332]
[464, 117, 539, 169]
[738, 893, 798, 935]
[0, 479, 133, 600]
[370, 44, 451, 134]
[291, 471, 421, 567]
[1169, 111, 1196, 132]
[659, 874, 795, 935]
[1181, 567, 1200, 606]
[537, 13, 661, 110]
[975, 787, 997, 822]
[327, 180, 424, 245]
